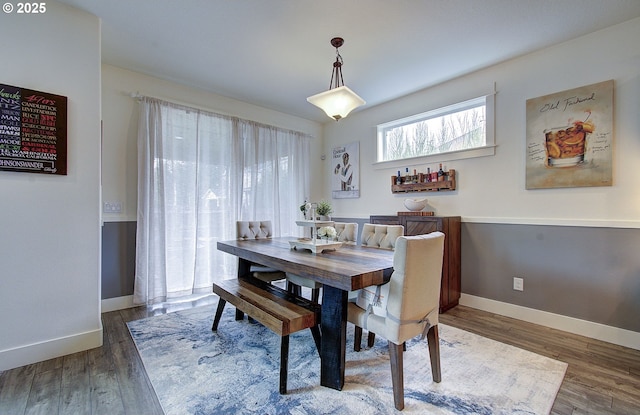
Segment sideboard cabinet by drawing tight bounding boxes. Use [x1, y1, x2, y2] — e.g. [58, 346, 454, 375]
[369, 215, 461, 313]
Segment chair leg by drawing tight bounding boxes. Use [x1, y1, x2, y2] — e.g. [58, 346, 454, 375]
[427, 325, 442, 383]
[311, 288, 320, 304]
[388, 341, 405, 411]
[367, 331, 376, 348]
[288, 281, 319, 302]
[211, 299, 226, 331]
[279, 335, 290, 394]
[310, 325, 322, 354]
[354, 326, 363, 351]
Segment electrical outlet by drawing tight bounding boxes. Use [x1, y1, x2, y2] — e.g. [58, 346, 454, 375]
[513, 277, 524, 291]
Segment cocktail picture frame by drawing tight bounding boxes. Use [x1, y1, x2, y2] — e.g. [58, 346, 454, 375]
[525, 80, 613, 189]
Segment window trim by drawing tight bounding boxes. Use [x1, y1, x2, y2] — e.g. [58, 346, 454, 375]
[374, 94, 495, 169]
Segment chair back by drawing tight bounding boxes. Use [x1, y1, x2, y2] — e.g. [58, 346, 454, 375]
[360, 223, 404, 250]
[334, 222, 358, 244]
[236, 220, 275, 240]
[385, 232, 445, 344]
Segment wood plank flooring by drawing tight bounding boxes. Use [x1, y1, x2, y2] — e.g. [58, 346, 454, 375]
[1, 300, 638, 414]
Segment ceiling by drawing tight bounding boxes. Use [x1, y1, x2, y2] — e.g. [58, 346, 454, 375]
[57, 0, 640, 123]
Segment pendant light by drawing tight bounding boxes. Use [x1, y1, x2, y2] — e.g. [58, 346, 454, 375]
[307, 37, 365, 121]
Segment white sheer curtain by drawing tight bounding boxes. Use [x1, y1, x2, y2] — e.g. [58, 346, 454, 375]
[134, 97, 311, 305]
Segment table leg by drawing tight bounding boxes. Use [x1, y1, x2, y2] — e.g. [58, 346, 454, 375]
[320, 285, 347, 390]
[237, 258, 251, 278]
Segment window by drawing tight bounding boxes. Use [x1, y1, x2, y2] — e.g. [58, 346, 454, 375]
[376, 95, 494, 165]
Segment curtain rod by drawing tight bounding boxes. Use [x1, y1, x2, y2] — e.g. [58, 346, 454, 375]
[129, 91, 315, 139]
[130, 91, 238, 118]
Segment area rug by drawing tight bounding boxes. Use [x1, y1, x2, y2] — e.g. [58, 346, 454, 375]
[127, 301, 567, 415]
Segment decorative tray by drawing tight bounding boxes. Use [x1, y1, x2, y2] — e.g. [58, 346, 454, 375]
[295, 220, 334, 227]
[289, 238, 343, 254]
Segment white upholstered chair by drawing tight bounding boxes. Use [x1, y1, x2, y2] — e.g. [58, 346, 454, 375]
[347, 232, 445, 410]
[335, 222, 359, 244]
[360, 223, 404, 250]
[351, 223, 404, 347]
[236, 220, 286, 283]
[286, 222, 358, 303]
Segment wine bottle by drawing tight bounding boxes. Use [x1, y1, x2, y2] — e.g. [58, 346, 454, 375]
[438, 163, 444, 182]
[426, 167, 431, 182]
[396, 170, 402, 185]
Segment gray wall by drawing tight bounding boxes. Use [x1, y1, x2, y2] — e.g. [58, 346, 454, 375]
[101, 222, 136, 299]
[462, 222, 640, 333]
[101, 219, 640, 333]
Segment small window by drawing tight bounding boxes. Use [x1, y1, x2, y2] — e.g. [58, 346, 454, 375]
[376, 95, 494, 164]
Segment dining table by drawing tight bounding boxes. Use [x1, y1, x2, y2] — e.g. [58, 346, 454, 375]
[217, 236, 395, 391]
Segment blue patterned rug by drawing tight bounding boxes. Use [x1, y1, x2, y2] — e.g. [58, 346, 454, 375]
[127, 300, 567, 414]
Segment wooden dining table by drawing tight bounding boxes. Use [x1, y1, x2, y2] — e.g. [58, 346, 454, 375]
[217, 236, 395, 391]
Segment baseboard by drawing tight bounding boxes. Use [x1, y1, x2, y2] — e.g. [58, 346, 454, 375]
[101, 295, 135, 312]
[460, 294, 640, 351]
[0, 328, 103, 371]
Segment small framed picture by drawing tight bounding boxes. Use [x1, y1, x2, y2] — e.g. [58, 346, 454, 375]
[332, 141, 359, 199]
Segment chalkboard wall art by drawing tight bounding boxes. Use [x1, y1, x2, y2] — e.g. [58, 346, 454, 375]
[0, 83, 67, 175]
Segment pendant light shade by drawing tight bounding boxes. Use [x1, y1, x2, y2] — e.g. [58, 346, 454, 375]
[307, 86, 365, 121]
[307, 37, 365, 121]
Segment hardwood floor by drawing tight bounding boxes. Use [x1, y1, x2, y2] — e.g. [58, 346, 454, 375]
[1, 301, 638, 414]
[442, 306, 640, 414]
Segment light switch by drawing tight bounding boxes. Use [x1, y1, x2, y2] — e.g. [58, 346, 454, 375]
[103, 201, 123, 213]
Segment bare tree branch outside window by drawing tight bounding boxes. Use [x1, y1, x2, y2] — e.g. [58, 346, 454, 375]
[380, 100, 486, 162]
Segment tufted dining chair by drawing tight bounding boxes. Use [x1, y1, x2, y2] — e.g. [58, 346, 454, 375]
[350, 223, 405, 347]
[236, 220, 286, 283]
[360, 223, 404, 250]
[286, 222, 358, 303]
[347, 232, 445, 410]
[335, 222, 359, 244]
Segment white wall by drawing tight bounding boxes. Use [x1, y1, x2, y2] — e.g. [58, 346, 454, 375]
[101, 64, 324, 223]
[323, 17, 640, 229]
[0, 1, 102, 370]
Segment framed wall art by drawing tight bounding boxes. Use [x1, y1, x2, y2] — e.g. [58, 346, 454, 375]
[332, 141, 359, 199]
[525, 80, 613, 189]
[0, 83, 67, 175]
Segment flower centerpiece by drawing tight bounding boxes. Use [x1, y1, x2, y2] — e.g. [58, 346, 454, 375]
[317, 226, 337, 242]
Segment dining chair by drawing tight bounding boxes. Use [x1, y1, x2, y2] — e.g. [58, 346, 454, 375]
[360, 223, 404, 250]
[335, 222, 359, 244]
[236, 220, 286, 283]
[286, 222, 358, 303]
[352, 223, 404, 347]
[347, 232, 445, 410]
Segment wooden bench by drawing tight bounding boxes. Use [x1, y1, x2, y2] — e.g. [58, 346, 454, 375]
[212, 276, 321, 394]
